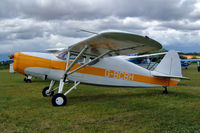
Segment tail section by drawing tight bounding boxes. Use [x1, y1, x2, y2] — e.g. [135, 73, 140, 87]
[152, 50, 188, 79]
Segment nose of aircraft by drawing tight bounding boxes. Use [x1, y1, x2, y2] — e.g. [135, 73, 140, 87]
[13, 52, 20, 73]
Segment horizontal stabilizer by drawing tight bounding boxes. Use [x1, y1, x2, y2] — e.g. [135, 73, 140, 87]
[151, 71, 190, 80]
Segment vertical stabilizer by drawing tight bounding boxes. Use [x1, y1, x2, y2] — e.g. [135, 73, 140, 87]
[152, 50, 183, 78]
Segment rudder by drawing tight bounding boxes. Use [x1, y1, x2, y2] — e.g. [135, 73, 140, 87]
[153, 50, 182, 77]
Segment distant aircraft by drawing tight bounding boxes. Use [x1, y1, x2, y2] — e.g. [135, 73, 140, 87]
[181, 59, 200, 69]
[123, 53, 200, 70]
[11, 31, 188, 106]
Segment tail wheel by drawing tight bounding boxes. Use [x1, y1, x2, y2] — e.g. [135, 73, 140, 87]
[42, 86, 54, 97]
[163, 86, 168, 94]
[24, 77, 31, 83]
[25, 79, 32, 83]
[52, 93, 67, 106]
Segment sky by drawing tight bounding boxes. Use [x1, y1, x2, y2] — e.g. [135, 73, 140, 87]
[0, 0, 200, 54]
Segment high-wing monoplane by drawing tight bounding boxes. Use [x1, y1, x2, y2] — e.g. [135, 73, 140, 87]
[12, 31, 187, 106]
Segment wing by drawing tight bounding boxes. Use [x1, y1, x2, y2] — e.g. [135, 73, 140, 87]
[119, 52, 167, 60]
[59, 31, 162, 58]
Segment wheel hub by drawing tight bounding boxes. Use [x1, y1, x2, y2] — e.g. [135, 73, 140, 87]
[55, 97, 64, 105]
[45, 90, 50, 95]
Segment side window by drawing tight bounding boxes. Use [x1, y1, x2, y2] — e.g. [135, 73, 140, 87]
[77, 57, 85, 64]
[59, 55, 99, 65]
[88, 57, 99, 66]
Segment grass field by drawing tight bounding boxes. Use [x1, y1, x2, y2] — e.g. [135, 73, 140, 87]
[0, 65, 200, 132]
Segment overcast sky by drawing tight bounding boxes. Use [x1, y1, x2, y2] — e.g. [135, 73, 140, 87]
[0, 0, 200, 54]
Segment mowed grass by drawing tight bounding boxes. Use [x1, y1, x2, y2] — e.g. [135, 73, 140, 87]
[0, 65, 200, 132]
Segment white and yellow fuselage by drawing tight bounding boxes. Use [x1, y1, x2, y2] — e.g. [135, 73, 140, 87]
[13, 52, 179, 87]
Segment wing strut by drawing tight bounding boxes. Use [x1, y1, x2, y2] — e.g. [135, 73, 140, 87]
[57, 45, 88, 94]
[67, 50, 111, 76]
[62, 45, 88, 82]
[65, 45, 88, 74]
[52, 46, 111, 106]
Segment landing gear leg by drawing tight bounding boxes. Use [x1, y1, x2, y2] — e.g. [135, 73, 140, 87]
[42, 80, 56, 97]
[51, 79, 80, 106]
[52, 79, 67, 106]
[163, 86, 168, 94]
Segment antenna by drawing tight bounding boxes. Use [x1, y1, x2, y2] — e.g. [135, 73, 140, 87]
[79, 29, 98, 35]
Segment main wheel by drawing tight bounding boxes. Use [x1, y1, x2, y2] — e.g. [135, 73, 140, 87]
[52, 93, 67, 106]
[42, 86, 54, 97]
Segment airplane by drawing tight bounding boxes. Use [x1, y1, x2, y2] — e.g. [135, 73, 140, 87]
[11, 31, 188, 106]
[181, 59, 200, 69]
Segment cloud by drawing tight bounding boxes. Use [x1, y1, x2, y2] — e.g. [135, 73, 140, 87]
[0, 0, 197, 21]
[160, 20, 200, 31]
[0, 0, 200, 54]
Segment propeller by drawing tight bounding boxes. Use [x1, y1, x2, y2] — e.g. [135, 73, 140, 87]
[9, 54, 14, 59]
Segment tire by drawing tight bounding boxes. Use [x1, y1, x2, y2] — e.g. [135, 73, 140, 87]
[52, 93, 67, 106]
[25, 79, 31, 83]
[24, 77, 27, 82]
[42, 86, 54, 97]
[163, 90, 168, 94]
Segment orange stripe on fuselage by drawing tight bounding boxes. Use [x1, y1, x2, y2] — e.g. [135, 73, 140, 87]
[13, 52, 179, 86]
[13, 52, 106, 77]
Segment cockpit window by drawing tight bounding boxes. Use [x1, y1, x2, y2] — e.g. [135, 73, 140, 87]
[54, 49, 69, 60]
[55, 50, 99, 65]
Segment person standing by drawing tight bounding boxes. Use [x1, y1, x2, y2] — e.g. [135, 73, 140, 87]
[197, 61, 200, 72]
